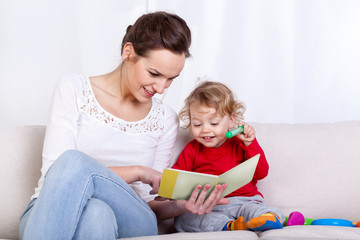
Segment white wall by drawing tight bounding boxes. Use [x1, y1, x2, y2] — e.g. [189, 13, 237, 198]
[1, 0, 360, 125]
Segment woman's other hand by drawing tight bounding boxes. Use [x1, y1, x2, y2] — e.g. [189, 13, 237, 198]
[150, 183, 230, 220]
[178, 184, 230, 215]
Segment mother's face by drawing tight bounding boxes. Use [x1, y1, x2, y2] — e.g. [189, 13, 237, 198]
[123, 45, 186, 103]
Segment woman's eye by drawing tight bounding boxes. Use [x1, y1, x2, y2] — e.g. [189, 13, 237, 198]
[149, 71, 159, 77]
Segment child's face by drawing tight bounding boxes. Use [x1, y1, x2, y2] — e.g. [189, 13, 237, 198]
[190, 103, 235, 148]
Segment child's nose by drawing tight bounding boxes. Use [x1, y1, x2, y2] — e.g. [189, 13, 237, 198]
[201, 125, 211, 132]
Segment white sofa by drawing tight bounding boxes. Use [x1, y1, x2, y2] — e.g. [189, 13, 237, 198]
[1, 121, 360, 240]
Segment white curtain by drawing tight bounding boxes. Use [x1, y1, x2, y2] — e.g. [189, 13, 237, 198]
[1, 0, 359, 125]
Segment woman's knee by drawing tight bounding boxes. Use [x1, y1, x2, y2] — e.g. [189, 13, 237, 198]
[45, 150, 95, 182]
[74, 198, 118, 239]
[55, 149, 91, 170]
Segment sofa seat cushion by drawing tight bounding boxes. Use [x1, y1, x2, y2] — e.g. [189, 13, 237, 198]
[258, 225, 360, 240]
[122, 230, 259, 240]
[122, 225, 360, 240]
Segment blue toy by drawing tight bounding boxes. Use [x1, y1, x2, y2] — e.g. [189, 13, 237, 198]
[311, 218, 354, 227]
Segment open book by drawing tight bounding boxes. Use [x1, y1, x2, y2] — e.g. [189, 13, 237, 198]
[158, 154, 260, 200]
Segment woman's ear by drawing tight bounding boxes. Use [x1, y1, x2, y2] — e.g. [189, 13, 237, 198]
[122, 42, 134, 61]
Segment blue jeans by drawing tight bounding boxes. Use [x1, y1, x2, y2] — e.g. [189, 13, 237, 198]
[19, 150, 158, 239]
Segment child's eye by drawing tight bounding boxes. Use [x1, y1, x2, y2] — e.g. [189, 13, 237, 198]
[211, 123, 219, 126]
[193, 124, 201, 127]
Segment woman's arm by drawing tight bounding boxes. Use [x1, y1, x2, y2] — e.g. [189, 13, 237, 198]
[42, 75, 81, 176]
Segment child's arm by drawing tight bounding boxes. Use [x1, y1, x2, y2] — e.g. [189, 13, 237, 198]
[235, 121, 269, 180]
[243, 138, 269, 180]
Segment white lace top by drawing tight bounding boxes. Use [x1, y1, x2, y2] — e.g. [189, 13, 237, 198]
[32, 73, 179, 202]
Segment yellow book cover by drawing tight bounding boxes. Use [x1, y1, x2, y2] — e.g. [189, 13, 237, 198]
[158, 154, 260, 200]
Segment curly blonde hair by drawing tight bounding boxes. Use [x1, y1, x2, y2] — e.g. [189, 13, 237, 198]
[179, 81, 246, 129]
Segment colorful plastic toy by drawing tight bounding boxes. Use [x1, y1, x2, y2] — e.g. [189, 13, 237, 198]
[284, 211, 314, 226]
[311, 218, 354, 227]
[304, 218, 314, 225]
[285, 211, 359, 228]
[286, 211, 305, 225]
[226, 125, 244, 138]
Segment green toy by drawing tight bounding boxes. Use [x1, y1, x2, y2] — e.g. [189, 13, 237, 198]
[226, 125, 244, 138]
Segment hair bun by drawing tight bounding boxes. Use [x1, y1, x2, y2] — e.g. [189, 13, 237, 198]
[126, 25, 133, 33]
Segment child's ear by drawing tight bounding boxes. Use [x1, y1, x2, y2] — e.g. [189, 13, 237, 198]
[229, 113, 236, 128]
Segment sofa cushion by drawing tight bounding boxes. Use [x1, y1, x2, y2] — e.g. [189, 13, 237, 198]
[0, 126, 45, 239]
[122, 230, 259, 240]
[258, 225, 360, 240]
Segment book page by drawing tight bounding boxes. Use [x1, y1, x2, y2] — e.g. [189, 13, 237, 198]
[172, 170, 218, 200]
[217, 154, 260, 197]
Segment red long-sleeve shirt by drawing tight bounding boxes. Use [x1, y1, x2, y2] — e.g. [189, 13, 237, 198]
[172, 137, 269, 198]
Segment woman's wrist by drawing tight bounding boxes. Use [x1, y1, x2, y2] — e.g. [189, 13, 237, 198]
[109, 165, 143, 183]
[149, 199, 188, 220]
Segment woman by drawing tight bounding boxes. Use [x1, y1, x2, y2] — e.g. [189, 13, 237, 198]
[19, 11, 228, 239]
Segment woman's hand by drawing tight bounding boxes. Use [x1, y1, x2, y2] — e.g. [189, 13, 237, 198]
[179, 183, 230, 215]
[237, 121, 256, 146]
[109, 165, 161, 194]
[137, 166, 162, 194]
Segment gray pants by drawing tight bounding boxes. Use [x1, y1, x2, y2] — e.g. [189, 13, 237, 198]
[174, 195, 284, 232]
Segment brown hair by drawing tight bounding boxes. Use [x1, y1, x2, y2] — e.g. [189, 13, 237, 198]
[121, 11, 191, 58]
[179, 81, 246, 129]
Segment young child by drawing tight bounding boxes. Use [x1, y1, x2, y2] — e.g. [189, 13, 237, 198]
[172, 81, 284, 232]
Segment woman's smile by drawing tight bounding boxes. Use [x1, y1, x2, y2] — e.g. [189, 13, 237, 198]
[143, 87, 155, 97]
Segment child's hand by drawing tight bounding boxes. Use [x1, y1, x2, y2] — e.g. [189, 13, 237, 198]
[237, 121, 255, 146]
